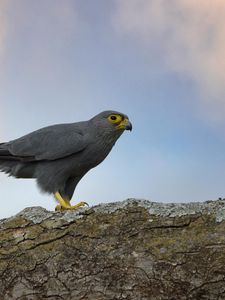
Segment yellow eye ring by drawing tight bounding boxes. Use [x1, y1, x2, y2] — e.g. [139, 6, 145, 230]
[108, 114, 122, 124]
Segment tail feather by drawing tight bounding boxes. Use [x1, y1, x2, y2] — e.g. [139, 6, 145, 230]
[0, 143, 35, 162]
[0, 160, 17, 175]
[0, 160, 36, 178]
[0, 143, 36, 178]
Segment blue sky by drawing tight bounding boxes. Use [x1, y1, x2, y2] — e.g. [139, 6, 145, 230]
[1, 0, 225, 218]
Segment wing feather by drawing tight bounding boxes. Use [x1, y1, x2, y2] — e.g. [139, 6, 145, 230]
[2, 123, 88, 161]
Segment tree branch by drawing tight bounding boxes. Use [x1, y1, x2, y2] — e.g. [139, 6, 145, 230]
[1, 199, 225, 300]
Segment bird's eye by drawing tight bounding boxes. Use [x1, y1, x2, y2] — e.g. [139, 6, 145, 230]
[108, 114, 122, 124]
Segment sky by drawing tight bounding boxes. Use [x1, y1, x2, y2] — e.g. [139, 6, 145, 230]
[1, 0, 225, 218]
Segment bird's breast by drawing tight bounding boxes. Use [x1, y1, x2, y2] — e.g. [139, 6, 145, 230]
[65, 133, 120, 175]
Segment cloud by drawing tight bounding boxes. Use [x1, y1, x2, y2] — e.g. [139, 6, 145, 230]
[0, 1, 80, 136]
[0, 0, 78, 83]
[113, 0, 225, 123]
[24, 1, 78, 72]
[0, 0, 8, 61]
[0, 0, 9, 136]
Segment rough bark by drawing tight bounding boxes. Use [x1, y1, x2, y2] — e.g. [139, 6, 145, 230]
[0, 199, 225, 300]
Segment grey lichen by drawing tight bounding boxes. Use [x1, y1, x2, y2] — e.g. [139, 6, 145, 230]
[216, 207, 225, 223]
[16, 206, 55, 224]
[90, 198, 225, 220]
[2, 198, 225, 225]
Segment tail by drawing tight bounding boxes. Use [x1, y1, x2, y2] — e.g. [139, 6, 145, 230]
[0, 143, 36, 178]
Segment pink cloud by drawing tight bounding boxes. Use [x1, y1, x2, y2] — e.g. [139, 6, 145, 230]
[0, 1, 78, 79]
[113, 0, 225, 123]
[0, 0, 9, 60]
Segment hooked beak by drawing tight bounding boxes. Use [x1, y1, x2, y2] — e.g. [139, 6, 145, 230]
[116, 118, 132, 131]
[125, 120, 132, 131]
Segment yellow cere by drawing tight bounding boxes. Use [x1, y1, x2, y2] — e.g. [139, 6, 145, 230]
[116, 118, 129, 130]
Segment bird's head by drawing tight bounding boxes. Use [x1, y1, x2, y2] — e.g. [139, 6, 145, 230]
[90, 111, 132, 134]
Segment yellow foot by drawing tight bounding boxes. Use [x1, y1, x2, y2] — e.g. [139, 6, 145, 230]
[55, 202, 88, 211]
[55, 204, 65, 211]
[70, 201, 89, 210]
[54, 192, 88, 211]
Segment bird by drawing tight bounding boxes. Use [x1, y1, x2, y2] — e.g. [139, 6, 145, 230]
[0, 110, 132, 211]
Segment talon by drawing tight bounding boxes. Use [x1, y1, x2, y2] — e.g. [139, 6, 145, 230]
[55, 204, 66, 211]
[55, 204, 61, 211]
[70, 201, 89, 210]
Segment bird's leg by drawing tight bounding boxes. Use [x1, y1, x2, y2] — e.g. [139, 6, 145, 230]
[54, 192, 71, 211]
[54, 191, 88, 211]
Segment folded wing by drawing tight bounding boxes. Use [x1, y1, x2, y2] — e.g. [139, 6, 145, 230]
[0, 123, 87, 162]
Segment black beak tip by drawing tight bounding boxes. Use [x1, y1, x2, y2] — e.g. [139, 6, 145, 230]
[126, 122, 132, 131]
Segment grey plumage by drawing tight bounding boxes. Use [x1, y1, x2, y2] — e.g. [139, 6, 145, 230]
[0, 111, 132, 204]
